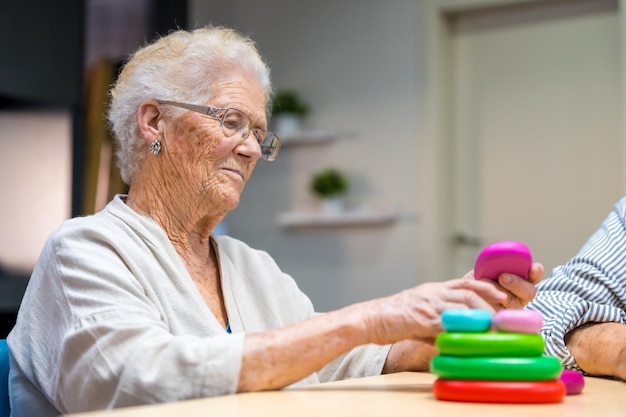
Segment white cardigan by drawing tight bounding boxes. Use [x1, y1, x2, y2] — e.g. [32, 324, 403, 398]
[8, 195, 389, 416]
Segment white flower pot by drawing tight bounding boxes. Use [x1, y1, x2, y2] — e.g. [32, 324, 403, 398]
[322, 197, 344, 214]
[272, 114, 302, 136]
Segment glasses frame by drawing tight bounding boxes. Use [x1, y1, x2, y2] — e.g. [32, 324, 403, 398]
[155, 99, 281, 161]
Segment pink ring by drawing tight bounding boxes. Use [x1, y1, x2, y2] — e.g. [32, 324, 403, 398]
[494, 309, 543, 334]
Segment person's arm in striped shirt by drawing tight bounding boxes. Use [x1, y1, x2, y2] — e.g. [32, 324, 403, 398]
[526, 197, 626, 380]
[565, 322, 626, 380]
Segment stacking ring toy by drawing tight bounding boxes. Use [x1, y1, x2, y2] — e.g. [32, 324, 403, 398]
[559, 369, 585, 395]
[474, 241, 532, 280]
[435, 332, 544, 357]
[441, 309, 492, 333]
[430, 355, 562, 381]
[433, 379, 566, 403]
[493, 309, 543, 334]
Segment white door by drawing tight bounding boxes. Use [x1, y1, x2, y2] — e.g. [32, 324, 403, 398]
[416, 0, 625, 282]
[451, 0, 624, 277]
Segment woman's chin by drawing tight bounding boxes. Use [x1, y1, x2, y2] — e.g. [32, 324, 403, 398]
[219, 193, 240, 211]
[203, 186, 241, 211]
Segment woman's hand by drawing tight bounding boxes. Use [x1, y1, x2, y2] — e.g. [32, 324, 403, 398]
[377, 266, 543, 374]
[466, 262, 544, 310]
[362, 277, 508, 345]
[374, 277, 510, 373]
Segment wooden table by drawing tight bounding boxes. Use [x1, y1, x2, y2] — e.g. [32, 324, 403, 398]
[65, 372, 625, 417]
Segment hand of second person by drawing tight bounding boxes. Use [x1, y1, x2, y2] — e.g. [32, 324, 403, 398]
[360, 278, 508, 345]
[466, 262, 544, 310]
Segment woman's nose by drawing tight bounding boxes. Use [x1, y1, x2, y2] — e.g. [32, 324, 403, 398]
[234, 132, 262, 160]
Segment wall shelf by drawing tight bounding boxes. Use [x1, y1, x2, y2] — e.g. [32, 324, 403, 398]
[278, 129, 337, 145]
[276, 127, 390, 229]
[276, 208, 397, 228]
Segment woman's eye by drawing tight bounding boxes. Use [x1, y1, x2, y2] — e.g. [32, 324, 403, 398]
[223, 119, 240, 130]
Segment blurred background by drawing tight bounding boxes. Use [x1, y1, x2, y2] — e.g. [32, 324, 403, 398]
[0, 0, 624, 336]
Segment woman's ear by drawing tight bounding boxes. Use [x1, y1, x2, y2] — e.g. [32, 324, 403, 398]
[137, 100, 162, 145]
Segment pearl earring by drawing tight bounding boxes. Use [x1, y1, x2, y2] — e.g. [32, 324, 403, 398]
[149, 139, 161, 155]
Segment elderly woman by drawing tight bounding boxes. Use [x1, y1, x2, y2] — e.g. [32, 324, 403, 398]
[7, 26, 542, 416]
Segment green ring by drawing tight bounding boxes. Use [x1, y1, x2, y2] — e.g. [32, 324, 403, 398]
[430, 355, 562, 381]
[435, 332, 545, 357]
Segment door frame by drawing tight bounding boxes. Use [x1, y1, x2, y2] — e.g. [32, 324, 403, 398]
[414, 0, 626, 282]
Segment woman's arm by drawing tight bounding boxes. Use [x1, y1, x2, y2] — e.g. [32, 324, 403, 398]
[237, 278, 507, 392]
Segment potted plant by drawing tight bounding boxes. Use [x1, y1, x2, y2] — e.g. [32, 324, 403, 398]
[270, 90, 311, 135]
[310, 168, 348, 213]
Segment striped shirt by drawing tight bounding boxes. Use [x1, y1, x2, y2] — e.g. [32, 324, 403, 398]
[526, 197, 626, 372]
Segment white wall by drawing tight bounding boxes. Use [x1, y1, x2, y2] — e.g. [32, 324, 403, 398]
[0, 111, 72, 273]
[189, 1, 426, 311]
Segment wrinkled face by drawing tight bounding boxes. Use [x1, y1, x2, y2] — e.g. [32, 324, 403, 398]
[160, 69, 266, 214]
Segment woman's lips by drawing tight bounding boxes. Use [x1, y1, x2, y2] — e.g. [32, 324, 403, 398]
[222, 167, 244, 181]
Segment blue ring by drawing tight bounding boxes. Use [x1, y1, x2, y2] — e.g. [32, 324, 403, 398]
[442, 309, 492, 332]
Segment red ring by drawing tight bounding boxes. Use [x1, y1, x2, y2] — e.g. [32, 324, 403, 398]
[433, 378, 566, 403]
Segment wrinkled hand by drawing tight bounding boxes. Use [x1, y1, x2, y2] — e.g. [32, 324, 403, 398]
[467, 262, 544, 310]
[361, 278, 508, 345]
[375, 265, 543, 374]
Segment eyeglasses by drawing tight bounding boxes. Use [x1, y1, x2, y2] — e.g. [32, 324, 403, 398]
[156, 100, 281, 161]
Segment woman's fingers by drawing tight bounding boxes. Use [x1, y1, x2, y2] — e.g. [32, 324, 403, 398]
[446, 278, 507, 309]
[364, 269, 543, 345]
[365, 279, 506, 343]
[527, 262, 544, 285]
[495, 263, 543, 308]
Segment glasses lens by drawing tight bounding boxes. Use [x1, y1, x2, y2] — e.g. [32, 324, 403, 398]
[221, 108, 249, 137]
[222, 108, 280, 161]
[260, 133, 281, 161]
